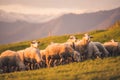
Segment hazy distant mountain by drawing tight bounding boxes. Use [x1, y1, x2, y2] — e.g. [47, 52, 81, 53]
[0, 10, 58, 23]
[49, 7, 120, 35]
[0, 7, 120, 44]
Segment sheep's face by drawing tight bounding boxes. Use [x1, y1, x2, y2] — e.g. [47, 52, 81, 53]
[68, 36, 77, 42]
[95, 52, 102, 58]
[31, 40, 40, 48]
[84, 33, 93, 43]
[73, 51, 81, 62]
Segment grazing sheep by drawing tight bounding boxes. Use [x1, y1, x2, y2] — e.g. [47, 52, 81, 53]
[103, 39, 120, 56]
[45, 43, 81, 67]
[92, 42, 109, 58]
[23, 40, 42, 70]
[87, 42, 102, 59]
[0, 50, 25, 73]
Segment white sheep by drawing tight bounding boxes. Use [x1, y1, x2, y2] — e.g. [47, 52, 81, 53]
[0, 50, 25, 73]
[74, 34, 93, 60]
[45, 43, 81, 67]
[23, 40, 42, 70]
[103, 39, 120, 56]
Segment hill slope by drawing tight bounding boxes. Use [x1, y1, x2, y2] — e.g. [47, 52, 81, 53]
[0, 7, 120, 44]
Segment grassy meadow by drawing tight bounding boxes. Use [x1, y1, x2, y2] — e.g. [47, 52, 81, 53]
[0, 21, 120, 80]
[0, 56, 120, 80]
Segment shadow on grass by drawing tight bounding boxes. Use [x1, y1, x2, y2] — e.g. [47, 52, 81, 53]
[110, 75, 120, 80]
[83, 70, 108, 75]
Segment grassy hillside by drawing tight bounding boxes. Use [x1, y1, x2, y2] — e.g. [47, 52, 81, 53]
[0, 21, 120, 80]
[0, 56, 120, 80]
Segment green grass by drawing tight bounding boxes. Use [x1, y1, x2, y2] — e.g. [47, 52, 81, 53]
[0, 56, 120, 80]
[0, 21, 120, 80]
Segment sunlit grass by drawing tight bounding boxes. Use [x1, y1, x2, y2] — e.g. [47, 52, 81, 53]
[0, 56, 120, 80]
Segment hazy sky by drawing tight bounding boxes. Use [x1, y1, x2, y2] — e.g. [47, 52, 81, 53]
[0, 0, 120, 15]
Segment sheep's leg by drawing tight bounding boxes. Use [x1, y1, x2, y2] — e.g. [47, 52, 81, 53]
[10, 66, 14, 72]
[28, 63, 31, 70]
[26, 64, 30, 70]
[3, 66, 7, 73]
[32, 63, 34, 70]
[31, 63, 34, 70]
[49, 59, 53, 67]
[36, 63, 41, 69]
[46, 59, 49, 67]
[60, 57, 64, 65]
[53, 59, 59, 67]
[46, 56, 50, 68]
[53, 60, 57, 66]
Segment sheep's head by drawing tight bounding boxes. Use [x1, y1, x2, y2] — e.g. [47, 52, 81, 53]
[83, 33, 93, 44]
[31, 40, 40, 48]
[73, 51, 81, 62]
[110, 39, 115, 43]
[68, 35, 77, 42]
[95, 52, 102, 59]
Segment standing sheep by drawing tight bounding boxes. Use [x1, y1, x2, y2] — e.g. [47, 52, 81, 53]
[0, 50, 25, 73]
[74, 34, 92, 60]
[23, 40, 42, 70]
[103, 39, 120, 56]
[81, 34, 108, 59]
[45, 43, 81, 67]
[67, 35, 77, 49]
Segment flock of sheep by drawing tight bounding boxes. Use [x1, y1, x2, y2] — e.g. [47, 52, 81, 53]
[0, 34, 120, 73]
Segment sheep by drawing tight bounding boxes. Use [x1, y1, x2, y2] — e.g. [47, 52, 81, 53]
[23, 40, 42, 70]
[86, 42, 102, 59]
[103, 39, 120, 56]
[45, 43, 81, 67]
[76, 34, 108, 59]
[65, 34, 95, 61]
[92, 42, 109, 58]
[54, 42, 81, 63]
[74, 34, 93, 61]
[61, 35, 77, 50]
[17, 50, 32, 70]
[0, 50, 25, 73]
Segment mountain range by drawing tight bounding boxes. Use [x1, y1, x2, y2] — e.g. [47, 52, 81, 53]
[0, 7, 120, 44]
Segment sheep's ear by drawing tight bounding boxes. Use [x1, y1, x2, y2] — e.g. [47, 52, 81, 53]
[90, 36, 93, 38]
[38, 41, 40, 44]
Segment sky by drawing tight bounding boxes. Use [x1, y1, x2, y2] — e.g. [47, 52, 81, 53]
[0, 0, 120, 15]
